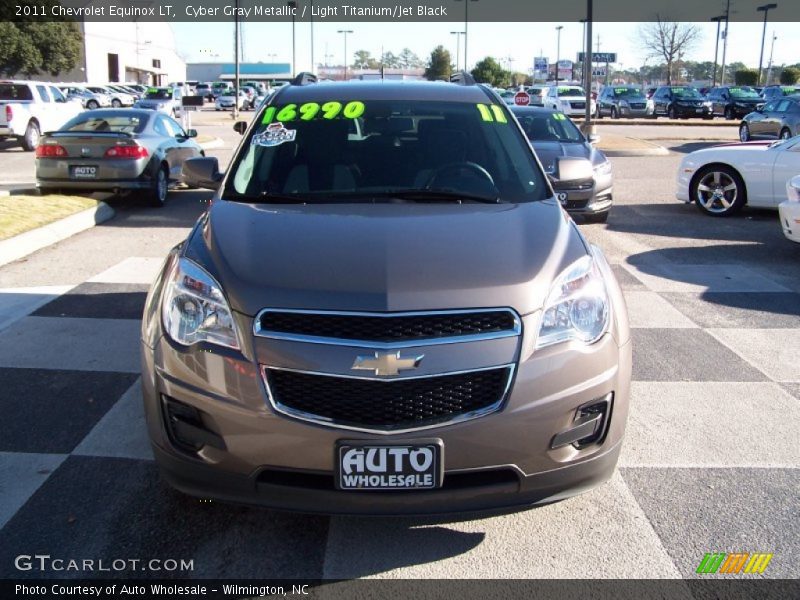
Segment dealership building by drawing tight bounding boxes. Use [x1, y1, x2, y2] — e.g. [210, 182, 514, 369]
[186, 63, 293, 84]
[59, 22, 186, 85]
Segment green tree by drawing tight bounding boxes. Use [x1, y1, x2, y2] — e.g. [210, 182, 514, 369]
[398, 48, 423, 69]
[351, 50, 380, 70]
[381, 51, 400, 68]
[780, 67, 800, 85]
[0, 20, 82, 77]
[734, 69, 758, 86]
[423, 45, 452, 81]
[470, 56, 509, 87]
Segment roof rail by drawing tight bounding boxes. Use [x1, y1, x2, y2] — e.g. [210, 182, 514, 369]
[291, 72, 317, 86]
[450, 71, 477, 86]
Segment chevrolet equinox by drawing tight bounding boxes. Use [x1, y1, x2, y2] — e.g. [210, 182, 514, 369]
[140, 73, 631, 515]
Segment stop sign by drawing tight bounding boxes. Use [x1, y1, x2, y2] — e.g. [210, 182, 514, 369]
[514, 91, 530, 106]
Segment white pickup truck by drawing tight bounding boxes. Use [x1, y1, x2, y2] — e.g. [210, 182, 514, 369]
[0, 80, 83, 151]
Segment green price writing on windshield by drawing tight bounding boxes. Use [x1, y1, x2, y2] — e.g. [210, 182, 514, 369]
[476, 104, 508, 123]
[552, 113, 567, 121]
[261, 101, 366, 124]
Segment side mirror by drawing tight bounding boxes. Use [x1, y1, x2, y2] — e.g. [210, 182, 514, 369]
[551, 157, 594, 187]
[587, 133, 600, 144]
[233, 121, 248, 135]
[182, 156, 223, 190]
[787, 175, 800, 202]
[185, 128, 198, 138]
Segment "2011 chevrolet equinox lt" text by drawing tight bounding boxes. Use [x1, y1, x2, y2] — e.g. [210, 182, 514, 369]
[140, 73, 632, 515]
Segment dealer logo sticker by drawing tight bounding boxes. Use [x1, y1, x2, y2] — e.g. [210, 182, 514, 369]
[251, 122, 296, 147]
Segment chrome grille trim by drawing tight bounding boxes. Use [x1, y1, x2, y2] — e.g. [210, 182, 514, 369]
[253, 307, 522, 348]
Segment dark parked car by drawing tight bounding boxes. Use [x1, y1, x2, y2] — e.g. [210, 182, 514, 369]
[706, 86, 763, 120]
[761, 85, 800, 102]
[596, 86, 648, 119]
[511, 105, 613, 222]
[739, 95, 800, 141]
[140, 75, 632, 515]
[35, 109, 203, 205]
[651, 86, 712, 119]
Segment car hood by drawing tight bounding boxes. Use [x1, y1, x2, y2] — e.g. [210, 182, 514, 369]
[531, 141, 604, 173]
[185, 200, 586, 317]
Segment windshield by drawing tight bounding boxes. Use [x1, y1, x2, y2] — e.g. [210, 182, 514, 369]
[557, 87, 584, 97]
[61, 113, 148, 134]
[515, 111, 583, 143]
[729, 87, 760, 99]
[225, 98, 547, 204]
[612, 87, 644, 99]
[671, 87, 702, 98]
[144, 88, 172, 100]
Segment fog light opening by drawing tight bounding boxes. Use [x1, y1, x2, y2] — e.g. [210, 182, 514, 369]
[162, 395, 226, 454]
[550, 393, 613, 450]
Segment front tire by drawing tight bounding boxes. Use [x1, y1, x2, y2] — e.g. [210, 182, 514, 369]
[668, 105, 677, 120]
[692, 165, 746, 217]
[20, 121, 40, 151]
[739, 123, 751, 142]
[111, 98, 122, 108]
[611, 106, 618, 119]
[87, 100, 99, 109]
[780, 128, 792, 140]
[724, 106, 735, 120]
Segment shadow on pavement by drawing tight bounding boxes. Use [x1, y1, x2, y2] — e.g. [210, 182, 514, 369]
[99, 189, 212, 230]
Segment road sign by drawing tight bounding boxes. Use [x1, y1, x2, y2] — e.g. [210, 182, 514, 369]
[577, 52, 617, 63]
[514, 91, 530, 106]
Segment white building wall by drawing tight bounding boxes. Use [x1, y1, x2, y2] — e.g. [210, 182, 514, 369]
[61, 22, 185, 85]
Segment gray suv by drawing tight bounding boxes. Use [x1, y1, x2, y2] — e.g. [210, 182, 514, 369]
[597, 86, 648, 119]
[141, 74, 631, 515]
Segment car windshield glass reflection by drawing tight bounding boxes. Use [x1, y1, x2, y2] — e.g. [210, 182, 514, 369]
[226, 99, 547, 204]
[613, 88, 644, 99]
[671, 88, 702, 98]
[557, 87, 584, 97]
[517, 113, 583, 143]
[729, 87, 760, 99]
[145, 89, 172, 100]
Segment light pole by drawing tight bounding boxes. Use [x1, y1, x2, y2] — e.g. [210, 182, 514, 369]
[233, 0, 240, 119]
[338, 30, 353, 81]
[710, 15, 724, 87]
[310, 0, 315, 74]
[720, 0, 731, 85]
[454, 0, 479, 71]
[287, 1, 296, 75]
[757, 3, 778, 86]
[450, 31, 465, 72]
[555, 25, 563, 83]
[766, 33, 777, 85]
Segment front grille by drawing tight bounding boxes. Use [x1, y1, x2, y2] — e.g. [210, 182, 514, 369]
[265, 367, 511, 431]
[629, 103, 646, 109]
[564, 198, 591, 210]
[257, 310, 518, 343]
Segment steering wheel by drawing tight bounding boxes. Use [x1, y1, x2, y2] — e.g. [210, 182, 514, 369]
[424, 161, 497, 192]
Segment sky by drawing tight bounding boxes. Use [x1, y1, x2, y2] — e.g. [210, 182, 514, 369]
[171, 20, 797, 73]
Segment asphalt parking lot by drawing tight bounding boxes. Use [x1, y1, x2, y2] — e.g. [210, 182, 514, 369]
[0, 113, 798, 580]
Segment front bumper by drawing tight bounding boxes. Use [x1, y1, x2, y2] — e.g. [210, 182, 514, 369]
[672, 105, 712, 118]
[553, 176, 614, 216]
[778, 201, 800, 243]
[617, 106, 648, 118]
[142, 316, 631, 514]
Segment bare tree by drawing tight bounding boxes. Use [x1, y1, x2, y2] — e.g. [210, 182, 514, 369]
[638, 18, 702, 85]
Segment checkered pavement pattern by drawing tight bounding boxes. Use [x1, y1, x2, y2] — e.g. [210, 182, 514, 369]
[0, 255, 797, 580]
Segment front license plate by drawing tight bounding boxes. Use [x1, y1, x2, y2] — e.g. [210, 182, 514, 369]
[695, 108, 703, 113]
[336, 441, 442, 491]
[70, 165, 97, 179]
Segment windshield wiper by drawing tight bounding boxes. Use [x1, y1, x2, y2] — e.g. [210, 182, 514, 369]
[226, 191, 309, 204]
[321, 189, 502, 204]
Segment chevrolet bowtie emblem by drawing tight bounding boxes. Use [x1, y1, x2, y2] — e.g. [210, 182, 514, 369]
[351, 351, 424, 377]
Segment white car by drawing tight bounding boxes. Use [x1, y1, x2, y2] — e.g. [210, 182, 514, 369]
[543, 85, 596, 117]
[779, 175, 800, 242]
[676, 136, 800, 216]
[215, 90, 247, 111]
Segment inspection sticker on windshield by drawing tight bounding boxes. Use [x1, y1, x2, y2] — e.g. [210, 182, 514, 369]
[251, 122, 296, 147]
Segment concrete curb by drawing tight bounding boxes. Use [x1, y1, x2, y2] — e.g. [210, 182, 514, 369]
[598, 137, 670, 157]
[0, 202, 115, 267]
[198, 137, 225, 150]
[592, 119, 738, 126]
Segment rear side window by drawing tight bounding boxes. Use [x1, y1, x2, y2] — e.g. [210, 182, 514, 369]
[36, 85, 50, 102]
[0, 84, 34, 101]
[49, 86, 66, 103]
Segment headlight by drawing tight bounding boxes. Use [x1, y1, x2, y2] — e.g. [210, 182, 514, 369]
[704, 101, 713, 107]
[593, 160, 612, 176]
[619, 100, 629, 107]
[536, 255, 609, 349]
[162, 257, 241, 350]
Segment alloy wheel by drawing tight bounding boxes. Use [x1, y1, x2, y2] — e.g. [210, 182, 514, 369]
[696, 170, 739, 214]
